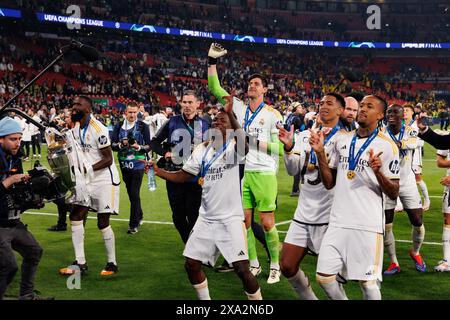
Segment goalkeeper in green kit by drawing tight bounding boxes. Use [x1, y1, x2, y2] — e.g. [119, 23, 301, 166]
[207, 43, 284, 284]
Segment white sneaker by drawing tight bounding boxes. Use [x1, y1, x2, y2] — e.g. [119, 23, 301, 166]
[434, 260, 450, 272]
[249, 265, 262, 277]
[267, 268, 281, 284]
[422, 200, 430, 211]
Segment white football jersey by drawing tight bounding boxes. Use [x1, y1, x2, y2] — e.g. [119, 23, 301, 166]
[380, 125, 417, 186]
[233, 97, 283, 173]
[71, 115, 120, 183]
[328, 131, 400, 233]
[283, 128, 341, 224]
[409, 121, 424, 167]
[183, 140, 244, 221]
[437, 149, 450, 176]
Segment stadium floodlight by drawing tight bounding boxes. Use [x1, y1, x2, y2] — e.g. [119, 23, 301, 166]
[0, 40, 99, 126]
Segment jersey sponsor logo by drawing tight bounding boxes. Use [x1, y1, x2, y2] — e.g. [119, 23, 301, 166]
[388, 159, 400, 175]
[98, 135, 108, 145]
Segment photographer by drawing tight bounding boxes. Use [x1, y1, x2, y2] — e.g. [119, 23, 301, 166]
[0, 117, 50, 300]
[111, 102, 151, 234]
[150, 91, 209, 243]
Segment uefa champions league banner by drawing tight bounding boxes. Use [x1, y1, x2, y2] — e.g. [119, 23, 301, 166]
[34, 12, 450, 50]
[0, 8, 21, 18]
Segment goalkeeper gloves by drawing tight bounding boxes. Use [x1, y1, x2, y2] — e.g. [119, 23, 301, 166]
[208, 42, 227, 65]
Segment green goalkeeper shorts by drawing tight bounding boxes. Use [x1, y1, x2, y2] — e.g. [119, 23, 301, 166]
[242, 171, 277, 212]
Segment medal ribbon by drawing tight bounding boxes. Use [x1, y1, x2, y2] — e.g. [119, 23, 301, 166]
[78, 115, 91, 148]
[309, 125, 340, 165]
[243, 102, 265, 132]
[387, 125, 406, 157]
[199, 140, 231, 180]
[348, 128, 379, 171]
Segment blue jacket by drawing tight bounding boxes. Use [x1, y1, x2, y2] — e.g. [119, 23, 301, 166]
[150, 114, 209, 167]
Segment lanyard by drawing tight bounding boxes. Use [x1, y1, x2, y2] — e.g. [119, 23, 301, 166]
[199, 140, 231, 179]
[309, 125, 340, 165]
[387, 125, 406, 157]
[79, 115, 91, 147]
[181, 114, 195, 136]
[244, 102, 265, 132]
[348, 129, 379, 171]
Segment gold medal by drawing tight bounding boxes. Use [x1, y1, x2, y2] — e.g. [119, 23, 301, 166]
[198, 177, 204, 186]
[347, 170, 356, 180]
[307, 163, 316, 171]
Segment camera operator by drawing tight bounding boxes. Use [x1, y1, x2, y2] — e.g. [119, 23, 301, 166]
[111, 102, 151, 234]
[150, 91, 209, 243]
[0, 117, 51, 300]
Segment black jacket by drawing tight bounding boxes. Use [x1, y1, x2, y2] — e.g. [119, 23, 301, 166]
[419, 127, 450, 150]
[0, 146, 23, 225]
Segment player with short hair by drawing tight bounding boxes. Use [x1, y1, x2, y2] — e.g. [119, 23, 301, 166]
[153, 98, 262, 300]
[405, 104, 430, 211]
[310, 95, 400, 300]
[278, 93, 345, 300]
[435, 146, 450, 272]
[381, 104, 426, 275]
[59, 96, 120, 276]
[207, 43, 284, 284]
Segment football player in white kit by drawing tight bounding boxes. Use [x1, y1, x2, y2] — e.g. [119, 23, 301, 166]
[435, 147, 450, 272]
[310, 95, 400, 300]
[381, 105, 426, 275]
[153, 97, 262, 300]
[278, 93, 345, 300]
[404, 104, 430, 211]
[59, 96, 120, 276]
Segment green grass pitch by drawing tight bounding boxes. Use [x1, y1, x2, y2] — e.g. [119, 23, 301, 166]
[5, 131, 450, 300]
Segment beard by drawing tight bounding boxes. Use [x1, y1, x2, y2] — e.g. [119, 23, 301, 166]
[71, 111, 84, 122]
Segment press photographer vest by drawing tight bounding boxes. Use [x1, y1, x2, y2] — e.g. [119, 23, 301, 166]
[117, 121, 147, 171]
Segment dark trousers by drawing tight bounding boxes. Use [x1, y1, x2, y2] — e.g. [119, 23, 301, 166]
[122, 169, 144, 229]
[31, 134, 41, 155]
[54, 197, 69, 227]
[21, 141, 30, 158]
[0, 222, 43, 299]
[166, 180, 202, 243]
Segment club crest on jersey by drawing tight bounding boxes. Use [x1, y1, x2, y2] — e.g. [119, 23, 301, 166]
[389, 159, 400, 175]
[98, 135, 108, 145]
[259, 118, 265, 126]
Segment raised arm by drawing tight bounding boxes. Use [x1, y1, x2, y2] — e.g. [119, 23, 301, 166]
[207, 43, 230, 105]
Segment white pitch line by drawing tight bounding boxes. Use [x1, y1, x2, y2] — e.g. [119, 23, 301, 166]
[24, 211, 174, 225]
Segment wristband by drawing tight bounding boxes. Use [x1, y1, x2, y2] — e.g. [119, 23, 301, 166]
[208, 57, 217, 65]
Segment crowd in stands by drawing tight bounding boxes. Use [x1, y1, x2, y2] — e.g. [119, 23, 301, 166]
[1, 0, 448, 43]
[0, 33, 448, 126]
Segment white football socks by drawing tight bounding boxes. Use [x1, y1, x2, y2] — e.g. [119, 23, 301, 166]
[245, 287, 263, 300]
[384, 223, 399, 265]
[360, 280, 381, 300]
[443, 225, 450, 261]
[287, 269, 318, 300]
[316, 274, 348, 300]
[71, 220, 86, 265]
[412, 224, 425, 255]
[101, 225, 116, 265]
[193, 279, 211, 300]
